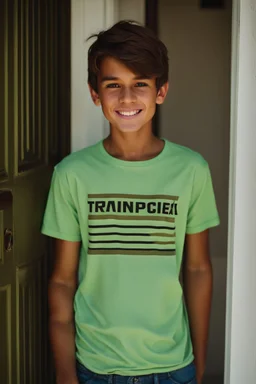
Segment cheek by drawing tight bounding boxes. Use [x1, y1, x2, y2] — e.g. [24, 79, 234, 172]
[99, 95, 117, 119]
[101, 91, 117, 102]
[102, 96, 119, 114]
[136, 89, 157, 102]
[143, 95, 158, 112]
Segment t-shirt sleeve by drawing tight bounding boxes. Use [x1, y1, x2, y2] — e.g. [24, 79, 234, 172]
[41, 167, 81, 241]
[186, 160, 220, 234]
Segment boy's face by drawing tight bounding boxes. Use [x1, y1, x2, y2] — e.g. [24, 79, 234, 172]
[89, 57, 168, 134]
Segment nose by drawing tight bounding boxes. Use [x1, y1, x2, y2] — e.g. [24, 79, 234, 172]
[119, 87, 137, 104]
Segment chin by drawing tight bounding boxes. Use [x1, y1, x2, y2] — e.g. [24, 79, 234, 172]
[118, 126, 142, 133]
[114, 121, 146, 133]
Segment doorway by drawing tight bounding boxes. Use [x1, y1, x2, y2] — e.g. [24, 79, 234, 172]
[157, 1, 232, 382]
[71, 1, 232, 382]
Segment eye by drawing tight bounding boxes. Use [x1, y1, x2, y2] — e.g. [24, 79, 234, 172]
[106, 83, 120, 88]
[135, 82, 148, 87]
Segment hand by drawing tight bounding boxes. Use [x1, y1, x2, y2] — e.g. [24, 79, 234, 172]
[56, 378, 79, 384]
[57, 381, 79, 384]
[196, 371, 204, 384]
[194, 359, 205, 384]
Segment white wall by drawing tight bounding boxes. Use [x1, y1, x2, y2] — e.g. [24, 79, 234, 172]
[225, 0, 256, 382]
[71, 0, 118, 152]
[71, 0, 145, 153]
[158, 0, 232, 377]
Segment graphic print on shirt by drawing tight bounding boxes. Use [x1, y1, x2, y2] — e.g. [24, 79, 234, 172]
[87, 194, 179, 256]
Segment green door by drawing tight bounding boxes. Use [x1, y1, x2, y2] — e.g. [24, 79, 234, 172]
[0, 1, 71, 383]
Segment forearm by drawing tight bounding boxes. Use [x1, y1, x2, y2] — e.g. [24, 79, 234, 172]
[183, 264, 213, 381]
[49, 281, 78, 384]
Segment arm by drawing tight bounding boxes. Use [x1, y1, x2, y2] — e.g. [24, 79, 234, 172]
[48, 239, 81, 384]
[182, 229, 213, 384]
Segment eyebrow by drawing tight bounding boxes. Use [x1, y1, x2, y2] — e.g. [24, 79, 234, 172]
[100, 75, 152, 83]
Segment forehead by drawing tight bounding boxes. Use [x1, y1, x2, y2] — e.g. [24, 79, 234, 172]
[98, 57, 151, 81]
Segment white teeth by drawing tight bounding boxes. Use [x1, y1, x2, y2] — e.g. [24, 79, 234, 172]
[118, 110, 140, 116]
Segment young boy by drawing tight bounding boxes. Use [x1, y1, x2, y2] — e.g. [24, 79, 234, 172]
[42, 21, 219, 384]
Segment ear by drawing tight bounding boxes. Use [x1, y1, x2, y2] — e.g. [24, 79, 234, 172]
[156, 82, 169, 105]
[88, 83, 101, 106]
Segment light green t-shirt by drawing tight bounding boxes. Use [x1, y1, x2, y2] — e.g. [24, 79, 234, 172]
[41, 139, 220, 375]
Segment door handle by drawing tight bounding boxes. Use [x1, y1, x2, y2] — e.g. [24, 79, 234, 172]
[4, 228, 13, 252]
[0, 191, 13, 252]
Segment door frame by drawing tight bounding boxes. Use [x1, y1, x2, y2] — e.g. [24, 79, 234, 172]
[71, 0, 256, 382]
[224, 0, 239, 381]
[224, 0, 256, 382]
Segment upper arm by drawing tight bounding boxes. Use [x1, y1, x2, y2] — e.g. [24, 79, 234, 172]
[186, 160, 219, 235]
[41, 168, 81, 242]
[51, 239, 81, 288]
[183, 229, 211, 272]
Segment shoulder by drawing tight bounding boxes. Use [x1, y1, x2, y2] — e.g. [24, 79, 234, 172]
[54, 141, 101, 176]
[164, 139, 208, 171]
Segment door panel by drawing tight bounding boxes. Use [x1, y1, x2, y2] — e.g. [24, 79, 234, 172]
[0, 192, 15, 384]
[0, 0, 71, 383]
[0, 283, 12, 383]
[0, 0, 9, 180]
[14, 172, 51, 266]
[17, 256, 48, 384]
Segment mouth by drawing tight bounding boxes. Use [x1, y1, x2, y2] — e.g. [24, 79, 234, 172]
[115, 109, 142, 118]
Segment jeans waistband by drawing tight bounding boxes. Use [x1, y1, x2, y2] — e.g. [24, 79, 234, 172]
[77, 360, 178, 384]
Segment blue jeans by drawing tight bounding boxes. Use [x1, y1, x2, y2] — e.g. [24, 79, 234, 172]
[76, 361, 197, 384]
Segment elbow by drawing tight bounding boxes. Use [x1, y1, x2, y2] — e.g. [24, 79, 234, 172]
[184, 260, 213, 274]
[48, 280, 76, 324]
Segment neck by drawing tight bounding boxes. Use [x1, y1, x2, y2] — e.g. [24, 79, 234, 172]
[103, 129, 164, 161]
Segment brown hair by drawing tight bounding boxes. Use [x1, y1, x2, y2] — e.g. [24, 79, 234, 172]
[87, 20, 169, 92]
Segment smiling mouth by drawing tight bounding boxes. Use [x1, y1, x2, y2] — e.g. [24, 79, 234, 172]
[116, 109, 142, 117]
